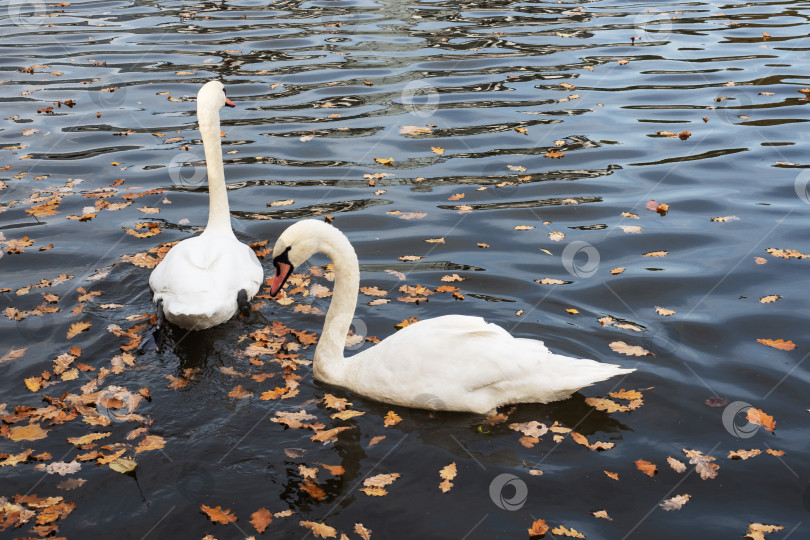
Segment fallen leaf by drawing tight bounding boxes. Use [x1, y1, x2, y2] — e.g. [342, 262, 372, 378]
[667, 456, 687, 473]
[655, 306, 676, 316]
[759, 295, 781, 304]
[201, 504, 238, 525]
[747, 408, 775, 432]
[609, 341, 651, 356]
[660, 494, 691, 511]
[757, 339, 795, 351]
[384, 411, 402, 427]
[300, 520, 337, 538]
[528, 519, 549, 537]
[66, 321, 92, 339]
[250, 508, 272, 533]
[9, 423, 49, 441]
[439, 462, 456, 493]
[745, 523, 784, 540]
[635, 459, 657, 477]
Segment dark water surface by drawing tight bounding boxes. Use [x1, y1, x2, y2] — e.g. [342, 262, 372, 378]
[2, 0, 810, 537]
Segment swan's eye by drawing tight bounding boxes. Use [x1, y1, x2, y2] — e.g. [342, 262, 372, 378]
[272, 246, 293, 270]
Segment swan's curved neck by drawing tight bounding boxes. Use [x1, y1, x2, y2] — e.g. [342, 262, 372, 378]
[198, 104, 232, 235]
[314, 229, 360, 385]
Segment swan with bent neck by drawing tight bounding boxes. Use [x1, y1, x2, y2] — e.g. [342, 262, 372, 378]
[149, 81, 262, 333]
[269, 220, 635, 414]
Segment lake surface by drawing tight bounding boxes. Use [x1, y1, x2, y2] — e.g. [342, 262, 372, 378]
[1, 0, 809, 537]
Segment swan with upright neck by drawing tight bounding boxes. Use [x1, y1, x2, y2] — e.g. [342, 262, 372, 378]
[269, 220, 634, 414]
[148, 81, 263, 335]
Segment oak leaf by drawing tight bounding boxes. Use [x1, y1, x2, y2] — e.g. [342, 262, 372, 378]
[201, 504, 238, 524]
[660, 494, 690, 511]
[250, 508, 272, 533]
[528, 519, 549, 537]
[66, 321, 92, 339]
[300, 521, 337, 538]
[551, 525, 585, 538]
[747, 408, 775, 432]
[383, 410, 402, 427]
[635, 459, 656, 477]
[609, 341, 650, 356]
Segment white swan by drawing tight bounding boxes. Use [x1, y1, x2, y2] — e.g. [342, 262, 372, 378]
[269, 220, 634, 414]
[149, 81, 262, 333]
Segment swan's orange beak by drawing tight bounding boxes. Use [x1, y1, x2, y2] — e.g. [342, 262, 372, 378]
[224, 98, 236, 107]
[270, 261, 292, 297]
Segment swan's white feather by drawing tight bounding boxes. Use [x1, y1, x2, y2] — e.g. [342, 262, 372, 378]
[339, 315, 634, 414]
[149, 231, 262, 330]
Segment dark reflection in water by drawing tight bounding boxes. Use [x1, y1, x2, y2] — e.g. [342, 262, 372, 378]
[1, 0, 810, 537]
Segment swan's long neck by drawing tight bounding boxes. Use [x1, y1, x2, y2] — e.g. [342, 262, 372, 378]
[198, 104, 232, 235]
[314, 229, 360, 385]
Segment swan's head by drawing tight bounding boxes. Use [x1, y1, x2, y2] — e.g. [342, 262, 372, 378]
[197, 80, 235, 111]
[269, 220, 341, 296]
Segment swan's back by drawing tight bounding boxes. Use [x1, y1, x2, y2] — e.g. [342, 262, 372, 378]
[149, 232, 262, 329]
[339, 315, 634, 414]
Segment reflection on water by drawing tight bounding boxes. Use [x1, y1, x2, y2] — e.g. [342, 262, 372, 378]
[2, 0, 810, 537]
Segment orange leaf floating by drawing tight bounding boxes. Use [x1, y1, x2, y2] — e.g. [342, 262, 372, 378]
[9, 422, 49, 441]
[528, 519, 549, 537]
[757, 339, 795, 351]
[300, 520, 337, 538]
[200, 504, 238, 524]
[66, 321, 91, 339]
[383, 410, 402, 427]
[250, 508, 273, 533]
[747, 408, 776, 432]
[635, 459, 657, 477]
[439, 462, 457, 493]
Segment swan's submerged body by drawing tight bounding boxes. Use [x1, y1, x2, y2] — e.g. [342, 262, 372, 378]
[270, 220, 634, 414]
[149, 81, 262, 332]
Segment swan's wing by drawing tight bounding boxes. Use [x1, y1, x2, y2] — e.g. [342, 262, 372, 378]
[345, 314, 632, 413]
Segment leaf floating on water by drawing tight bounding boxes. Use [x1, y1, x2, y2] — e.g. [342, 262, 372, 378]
[667, 456, 687, 473]
[660, 494, 691, 511]
[759, 295, 781, 303]
[747, 408, 776, 432]
[535, 278, 566, 285]
[757, 338, 795, 351]
[611, 267, 625, 275]
[711, 215, 739, 222]
[438, 462, 457, 493]
[609, 341, 651, 356]
[383, 410, 402, 427]
[374, 157, 394, 165]
[431, 146, 445, 155]
[9, 422, 49, 441]
[548, 231, 565, 241]
[745, 524, 784, 540]
[108, 457, 137, 474]
[643, 250, 668, 257]
[683, 449, 719, 480]
[251, 508, 273, 533]
[299, 521, 337, 538]
[360, 473, 401, 496]
[620, 226, 642, 234]
[592, 510, 612, 520]
[655, 306, 676, 316]
[765, 248, 810, 259]
[528, 519, 549, 537]
[728, 449, 761, 460]
[514, 225, 535, 231]
[66, 321, 91, 339]
[201, 505, 238, 524]
[551, 525, 585, 538]
[635, 459, 657, 477]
